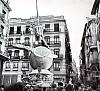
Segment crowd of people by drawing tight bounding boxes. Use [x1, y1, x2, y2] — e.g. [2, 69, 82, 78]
[0, 81, 100, 91]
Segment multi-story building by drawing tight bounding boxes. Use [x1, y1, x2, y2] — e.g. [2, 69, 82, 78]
[2, 15, 72, 85]
[80, 0, 100, 86]
[0, 0, 11, 85]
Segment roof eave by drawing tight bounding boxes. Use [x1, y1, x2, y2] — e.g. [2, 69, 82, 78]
[1, 0, 12, 11]
[91, 0, 100, 15]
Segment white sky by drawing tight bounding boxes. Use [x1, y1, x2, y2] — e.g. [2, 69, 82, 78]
[7, 0, 95, 67]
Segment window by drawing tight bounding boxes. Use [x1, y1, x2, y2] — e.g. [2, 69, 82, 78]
[9, 27, 14, 35]
[13, 62, 18, 69]
[22, 62, 29, 70]
[97, 24, 100, 42]
[8, 38, 13, 45]
[25, 26, 31, 34]
[0, 41, 2, 52]
[2, 10, 6, 19]
[8, 50, 12, 59]
[17, 26, 21, 34]
[45, 24, 50, 29]
[16, 38, 20, 44]
[53, 62, 60, 71]
[24, 37, 30, 46]
[1, 25, 4, 36]
[2, 10, 6, 15]
[54, 36, 59, 43]
[14, 50, 19, 58]
[44, 36, 50, 44]
[5, 62, 10, 69]
[54, 48, 59, 56]
[54, 23, 59, 32]
[24, 50, 29, 59]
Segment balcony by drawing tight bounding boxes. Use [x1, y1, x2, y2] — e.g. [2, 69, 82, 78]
[53, 54, 63, 60]
[5, 67, 11, 71]
[43, 28, 61, 34]
[9, 33, 22, 36]
[21, 56, 29, 61]
[48, 41, 61, 47]
[23, 31, 31, 35]
[90, 45, 97, 51]
[21, 67, 29, 71]
[5, 43, 13, 47]
[12, 67, 18, 71]
[54, 68, 60, 71]
[12, 56, 20, 61]
[21, 62, 29, 71]
[23, 42, 31, 46]
[58, 54, 63, 59]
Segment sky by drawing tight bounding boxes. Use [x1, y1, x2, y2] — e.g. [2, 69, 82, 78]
[7, 0, 95, 67]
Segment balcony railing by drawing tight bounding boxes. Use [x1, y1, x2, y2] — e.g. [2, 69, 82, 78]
[54, 68, 60, 71]
[9, 33, 22, 36]
[58, 54, 63, 58]
[6, 43, 13, 47]
[5, 67, 11, 71]
[12, 56, 20, 60]
[47, 41, 61, 47]
[23, 31, 31, 35]
[21, 67, 29, 71]
[12, 67, 18, 71]
[23, 42, 31, 46]
[43, 28, 61, 34]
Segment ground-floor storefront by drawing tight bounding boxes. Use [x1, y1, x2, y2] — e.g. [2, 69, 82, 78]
[2, 72, 22, 86]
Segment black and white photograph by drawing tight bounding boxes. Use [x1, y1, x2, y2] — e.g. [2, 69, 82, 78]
[0, 0, 99, 91]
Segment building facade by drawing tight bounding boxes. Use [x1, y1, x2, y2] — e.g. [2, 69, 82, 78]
[2, 15, 72, 85]
[0, 0, 11, 85]
[80, 0, 100, 85]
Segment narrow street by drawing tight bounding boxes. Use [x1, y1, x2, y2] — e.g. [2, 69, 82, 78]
[1, 0, 100, 91]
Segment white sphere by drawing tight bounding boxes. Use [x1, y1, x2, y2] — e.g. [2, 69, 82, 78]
[29, 46, 53, 69]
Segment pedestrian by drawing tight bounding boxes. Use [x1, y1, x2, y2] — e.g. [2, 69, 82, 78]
[65, 83, 74, 91]
[78, 84, 85, 91]
[29, 86, 34, 91]
[87, 85, 92, 91]
[56, 82, 64, 91]
[0, 85, 5, 91]
[51, 83, 57, 91]
[5, 82, 26, 91]
[46, 87, 51, 91]
[74, 83, 78, 91]
[97, 85, 100, 91]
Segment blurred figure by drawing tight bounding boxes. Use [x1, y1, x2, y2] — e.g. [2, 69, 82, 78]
[5, 82, 26, 91]
[56, 82, 64, 91]
[78, 84, 85, 91]
[65, 83, 74, 91]
[0, 85, 5, 91]
[87, 85, 92, 91]
[97, 85, 100, 91]
[74, 83, 78, 91]
[29, 86, 34, 91]
[51, 83, 57, 91]
[43, 87, 46, 91]
[46, 87, 51, 91]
